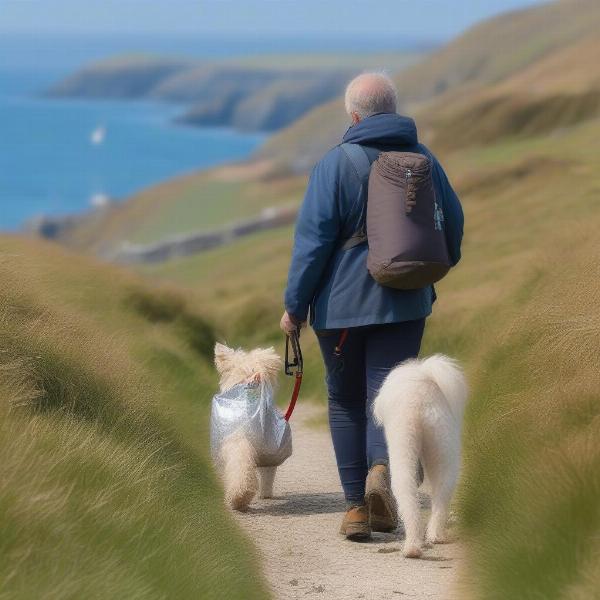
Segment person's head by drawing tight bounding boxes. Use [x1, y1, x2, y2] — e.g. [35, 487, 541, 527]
[344, 72, 398, 125]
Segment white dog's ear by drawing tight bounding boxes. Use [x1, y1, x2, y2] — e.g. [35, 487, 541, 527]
[250, 347, 282, 384]
[214, 342, 235, 373]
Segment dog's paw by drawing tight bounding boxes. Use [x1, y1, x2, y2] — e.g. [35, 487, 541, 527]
[258, 491, 274, 499]
[403, 542, 423, 559]
[228, 490, 255, 512]
[425, 532, 449, 545]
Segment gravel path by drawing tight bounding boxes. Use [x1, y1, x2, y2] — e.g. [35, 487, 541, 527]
[234, 405, 464, 600]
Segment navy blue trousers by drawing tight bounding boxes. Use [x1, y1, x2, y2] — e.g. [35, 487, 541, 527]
[316, 319, 426, 505]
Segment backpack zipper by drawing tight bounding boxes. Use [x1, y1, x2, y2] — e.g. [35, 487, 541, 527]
[405, 168, 413, 213]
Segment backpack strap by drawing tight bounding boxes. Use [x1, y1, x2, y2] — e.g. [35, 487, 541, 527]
[341, 228, 368, 250]
[340, 142, 372, 182]
[339, 143, 372, 250]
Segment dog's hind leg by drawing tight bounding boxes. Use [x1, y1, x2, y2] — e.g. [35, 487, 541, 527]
[423, 431, 460, 544]
[386, 418, 423, 558]
[221, 432, 258, 512]
[257, 466, 277, 499]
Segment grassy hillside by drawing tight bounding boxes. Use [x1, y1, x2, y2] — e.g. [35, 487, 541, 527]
[0, 236, 268, 599]
[460, 228, 600, 599]
[259, 0, 600, 169]
[417, 31, 600, 152]
[389, 0, 600, 101]
[46, 55, 192, 98]
[56, 162, 306, 254]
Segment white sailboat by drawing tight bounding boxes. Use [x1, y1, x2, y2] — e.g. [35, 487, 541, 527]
[90, 125, 106, 145]
[90, 193, 110, 208]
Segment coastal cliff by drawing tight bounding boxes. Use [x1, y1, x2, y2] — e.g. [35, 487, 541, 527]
[47, 56, 356, 132]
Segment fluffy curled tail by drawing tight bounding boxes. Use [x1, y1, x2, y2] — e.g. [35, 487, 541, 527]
[419, 354, 468, 421]
[220, 431, 258, 511]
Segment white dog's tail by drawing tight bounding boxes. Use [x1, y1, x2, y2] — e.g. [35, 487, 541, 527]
[419, 354, 468, 421]
[220, 430, 258, 511]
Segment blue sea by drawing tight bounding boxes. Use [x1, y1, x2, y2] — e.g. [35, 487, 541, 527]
[0, 67, 265, 231]
[0, 32, 420, 231]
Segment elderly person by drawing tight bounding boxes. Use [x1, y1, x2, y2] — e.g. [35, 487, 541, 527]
[281, 73, 464, 540]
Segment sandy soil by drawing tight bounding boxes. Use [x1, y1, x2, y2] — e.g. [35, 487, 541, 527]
[234, 406, 464, 600]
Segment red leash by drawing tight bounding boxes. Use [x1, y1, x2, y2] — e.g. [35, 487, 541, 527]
[284, 372, 303, 421]
[284, 329, 303, 421]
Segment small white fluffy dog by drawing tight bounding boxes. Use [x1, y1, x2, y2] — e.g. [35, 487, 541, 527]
[214, 342, 282, 511]
[373, 354, 468, 558]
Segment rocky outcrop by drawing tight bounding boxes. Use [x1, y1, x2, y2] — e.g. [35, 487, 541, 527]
[47, 56, 354, 133]
[178, 70, 351, 132]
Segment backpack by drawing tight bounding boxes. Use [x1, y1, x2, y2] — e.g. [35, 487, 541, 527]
[340, 143, 451, 290]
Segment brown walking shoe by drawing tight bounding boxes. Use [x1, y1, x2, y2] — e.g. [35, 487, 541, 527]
[365, 464, 398, 533]
[339, 505, 371, 541]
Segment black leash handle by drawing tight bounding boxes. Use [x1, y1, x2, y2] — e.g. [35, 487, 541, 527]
[285, 329, 303, 376]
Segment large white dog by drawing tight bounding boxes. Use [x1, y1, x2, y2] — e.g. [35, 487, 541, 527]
[373, 354, 468, 558]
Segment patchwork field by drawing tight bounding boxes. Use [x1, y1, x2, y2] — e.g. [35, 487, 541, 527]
[57, 163, 306, 253]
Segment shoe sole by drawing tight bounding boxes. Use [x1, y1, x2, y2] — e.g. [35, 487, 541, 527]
[340, 522, 371, 541]
[344, 528, 371, 542]
[366, 489, 397, 533]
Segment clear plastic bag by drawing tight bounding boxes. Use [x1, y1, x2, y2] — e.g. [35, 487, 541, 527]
[210, 381, 292, 467]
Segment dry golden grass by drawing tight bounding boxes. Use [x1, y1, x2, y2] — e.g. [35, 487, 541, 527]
[0, 237, 268, 599]
[459, 231, 600, 599]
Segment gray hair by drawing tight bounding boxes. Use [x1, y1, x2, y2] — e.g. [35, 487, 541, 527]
[344, 72, 398, 119]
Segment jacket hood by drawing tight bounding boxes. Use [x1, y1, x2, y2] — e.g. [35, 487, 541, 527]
[342, 112, 418, 146]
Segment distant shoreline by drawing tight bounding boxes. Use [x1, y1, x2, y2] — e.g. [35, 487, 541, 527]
[45, 50, 424, 134]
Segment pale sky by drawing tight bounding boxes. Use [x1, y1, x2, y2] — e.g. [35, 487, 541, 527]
[1, 0, 549, 40]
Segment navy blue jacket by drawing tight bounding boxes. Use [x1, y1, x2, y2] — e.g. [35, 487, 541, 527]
[284, 113, 464, 330]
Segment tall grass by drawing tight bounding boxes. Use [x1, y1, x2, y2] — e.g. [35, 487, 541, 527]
[458, 232, 600, 599]
[0, 238, 268, 599]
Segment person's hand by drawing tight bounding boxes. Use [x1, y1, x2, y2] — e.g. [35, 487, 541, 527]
[280, 311, 305, 335]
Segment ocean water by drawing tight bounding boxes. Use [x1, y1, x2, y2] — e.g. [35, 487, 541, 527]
[0, 32, 420, 231]
[0, 68, 265, 230]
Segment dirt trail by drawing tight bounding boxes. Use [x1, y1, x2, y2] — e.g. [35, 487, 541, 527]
[234, 405, 464, 600]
